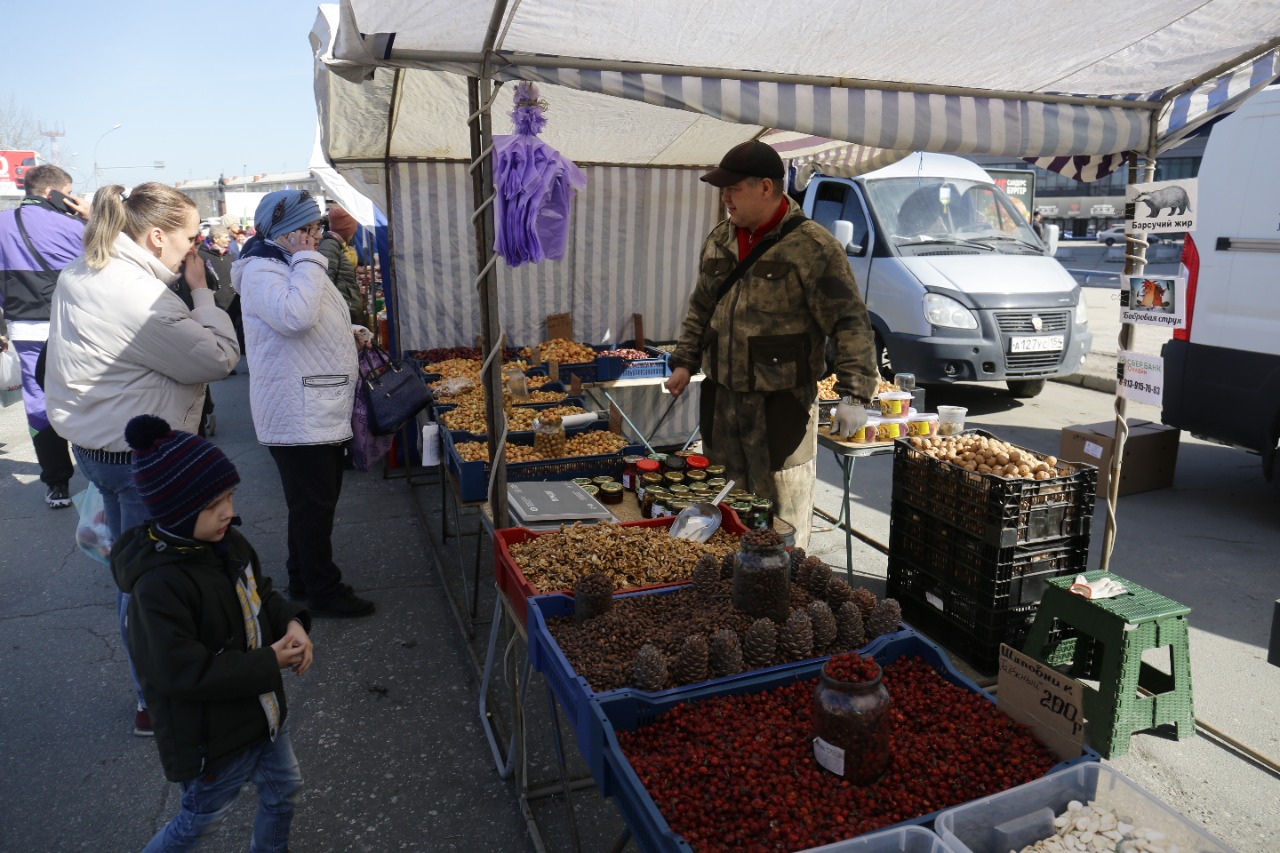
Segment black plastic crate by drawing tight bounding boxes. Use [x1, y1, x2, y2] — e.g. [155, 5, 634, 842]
[889, 501, 1088, 597]
[896, 592, 1043, 675]
[893, 432, 1097, 548]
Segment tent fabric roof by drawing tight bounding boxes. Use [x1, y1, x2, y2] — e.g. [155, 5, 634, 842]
[320, 0, 1280, 176]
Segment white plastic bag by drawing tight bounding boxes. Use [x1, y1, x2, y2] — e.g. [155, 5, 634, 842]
[73, 484, 113, 565]
[0, 349, 22, 408]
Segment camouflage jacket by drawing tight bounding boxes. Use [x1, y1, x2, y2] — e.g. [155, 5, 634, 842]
[668, 197, 878, 402]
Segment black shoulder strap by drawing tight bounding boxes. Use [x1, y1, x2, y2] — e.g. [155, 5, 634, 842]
[713, 215, 806, 306]
[14, 208, 54, 273]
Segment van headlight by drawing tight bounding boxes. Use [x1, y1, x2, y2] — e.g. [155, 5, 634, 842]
[924, 293, 978, 330]
[1075, 299, 1089, 326]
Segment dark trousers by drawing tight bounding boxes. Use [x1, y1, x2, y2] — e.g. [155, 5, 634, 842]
[268, 444, 347, 603]
[32, 424, 74, 487]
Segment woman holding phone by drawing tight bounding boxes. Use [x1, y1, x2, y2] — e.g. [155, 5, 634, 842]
[44, 181, 240, 735]
[231, 189, 374, 618]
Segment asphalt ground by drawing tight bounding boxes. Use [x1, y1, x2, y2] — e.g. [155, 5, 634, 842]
[3, 278, 1279, 852]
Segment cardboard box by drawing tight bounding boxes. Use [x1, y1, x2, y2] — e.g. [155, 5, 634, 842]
[1058, 419, 1180, 497]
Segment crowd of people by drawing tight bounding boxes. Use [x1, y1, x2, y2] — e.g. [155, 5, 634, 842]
[0, 167, 375, 851]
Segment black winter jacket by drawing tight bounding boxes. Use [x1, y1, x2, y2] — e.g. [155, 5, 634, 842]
[112, 524, 309, 782]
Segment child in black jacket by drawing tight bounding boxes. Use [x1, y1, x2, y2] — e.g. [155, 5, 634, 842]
[112, 414, 313, 852]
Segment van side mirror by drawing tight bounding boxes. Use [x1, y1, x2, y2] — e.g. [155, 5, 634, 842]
[833, 220, 865, 256]
[1045, 223, 1060, 257]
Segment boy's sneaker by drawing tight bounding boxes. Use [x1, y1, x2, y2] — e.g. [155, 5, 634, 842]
[309, 586, 375, 619]
[46, 484, 72, 509]
[134, 707, 154, 737]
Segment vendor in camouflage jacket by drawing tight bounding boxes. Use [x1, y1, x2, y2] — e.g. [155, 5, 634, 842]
[667, 141, 878, 549]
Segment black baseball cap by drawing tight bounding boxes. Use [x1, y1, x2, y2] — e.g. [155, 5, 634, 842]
[700, 140, 785, 188]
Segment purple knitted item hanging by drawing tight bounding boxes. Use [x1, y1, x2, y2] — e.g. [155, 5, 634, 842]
[492, 82, 586, 267]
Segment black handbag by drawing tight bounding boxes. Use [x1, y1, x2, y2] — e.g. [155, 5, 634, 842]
[359, 348, 431, 435]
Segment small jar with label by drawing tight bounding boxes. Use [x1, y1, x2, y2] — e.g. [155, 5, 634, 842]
[727, 489, 750, 503]
[685, 469, 708, 484]
[592, 475, 615, 487]
[663, 455, 687, 475]
[651, 494, 672, 518]
[705, 463, 726, 478]
[663, 470, 686, 488]
[668, 484, 691, 500]
[647, 452, 669, 467]
[598, 482, 624, 505]
[642, 487, 669, 519]
[728, 500, 753, 524]
[637, 472, 663, 504]
[668, 499, 692, 517]
[621, 455, 644, 491]
[573, 477, 593, 488]
[706, 477, 727, 492]
[581, 484, 600, 498]
[750, 498, 774, 531]
[685, 455, 709, 471]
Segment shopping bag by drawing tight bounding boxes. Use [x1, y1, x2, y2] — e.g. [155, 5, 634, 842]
[0, 349, 22, 408]
[351, 350, 396, 470]
[73, 484, 113, 565]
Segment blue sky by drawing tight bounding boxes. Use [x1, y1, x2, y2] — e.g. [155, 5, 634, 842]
[5, 1, 321, 190]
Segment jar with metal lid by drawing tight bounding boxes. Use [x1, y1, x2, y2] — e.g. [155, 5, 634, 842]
[647, 452, 668, 465]
[581, 484, 600, 497]
[641, 487, 669, 519]
[592, 475, 615, 487]
[727, 489, 750, 502]
[706, 477, 727, 491]
[663, 470, 685, 487]
[685, 469, 708, 483]
[731, 529, 790, 622]
[637, 472, 663, 504]
[705, 463, 726, 478]
[573, 477, 592, 487]
[650, 494, 673, 518]
[685, 454, 709, 470]
[598, 482, 624, 505]
[668, 484, 691, 499]
[750, 498, 775, 531]
[621, 455, 644, 490]
[668, 499, 692, 516]
[663, 455, 687, 474]
[812, 656, 893, 786]
[728, 500, 753, 523]
[687, 483, 712, 499]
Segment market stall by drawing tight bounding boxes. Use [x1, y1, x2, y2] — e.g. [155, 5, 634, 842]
[310, 3, 1278, 851]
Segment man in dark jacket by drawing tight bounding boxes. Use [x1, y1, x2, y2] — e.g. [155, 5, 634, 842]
[0, 164, 87, 507]
[318, 205, 364, 325]
[113, 414, 313, 851]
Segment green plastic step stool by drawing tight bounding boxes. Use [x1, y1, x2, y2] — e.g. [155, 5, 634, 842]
[1021, 570, 1194, 758]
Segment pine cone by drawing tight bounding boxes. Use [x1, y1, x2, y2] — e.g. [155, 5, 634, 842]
[742, 618, 778, 669]
[836, 601, 866, 650]
[779, 610, 814, 662]
[709, 629, 744, 678]
[808, 601, 837, 651]
[826, 576, 853, 609]
[867, 597, 903, 640]
[788, 546, 807, 581]
[633, 644, 668, 692]
[851, 587, 879, 622]
[793, 554, 813, 588]
[693, 554, 720, 599]
[720, 551, 736, 580]
[807, 560, 833, 601]
[574, 572, 614, 624]
[672, 634, 710, 686]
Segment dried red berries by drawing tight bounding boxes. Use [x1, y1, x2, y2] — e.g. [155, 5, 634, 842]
[822, 651, 881, 684]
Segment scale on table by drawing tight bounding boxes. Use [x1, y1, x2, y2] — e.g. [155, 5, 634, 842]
[506, 481, 613, 530]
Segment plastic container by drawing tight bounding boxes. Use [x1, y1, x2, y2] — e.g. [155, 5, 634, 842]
[907, 413, 939, 437]
[893, 372, 917, 392]
[934, 762, 1237, 853]
[800, 825, 948, 853]
[937, 405, 968, 436]
[875, 418, 909, 441]
[847, 414, 880, 443]
[878, 391, 913, 418]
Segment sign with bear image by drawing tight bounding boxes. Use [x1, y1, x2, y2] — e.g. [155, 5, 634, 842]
[1125, 178, 1197, 234]
[1119, 274, 1185, 328]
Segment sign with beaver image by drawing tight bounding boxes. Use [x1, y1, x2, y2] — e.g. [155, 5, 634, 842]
[1125, 178, 1197, 234]
[997, 644, 1086, 760]
[1120, 274, 1185, 328]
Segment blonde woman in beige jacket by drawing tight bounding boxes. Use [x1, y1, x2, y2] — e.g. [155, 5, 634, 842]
[44, 181, 239, 736]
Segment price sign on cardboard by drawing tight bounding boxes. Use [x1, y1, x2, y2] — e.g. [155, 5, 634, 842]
[997, 644, 1085, 761]
[546, 313, 574, 342]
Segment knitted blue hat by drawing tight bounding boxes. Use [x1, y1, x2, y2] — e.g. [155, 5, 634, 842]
[125, 415, 240, 540]
[253, 189, 321, 241]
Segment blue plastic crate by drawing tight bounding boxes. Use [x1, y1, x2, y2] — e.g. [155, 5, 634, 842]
[526, 587, 913, 794]
[588, 633, 1101, 853]
[442, 425, 644, 503]
[595, 341, 670, 381]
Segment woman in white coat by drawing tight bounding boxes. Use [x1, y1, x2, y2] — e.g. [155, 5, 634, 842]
[231, 189, 374, 618]
[45, 181, 239, 736]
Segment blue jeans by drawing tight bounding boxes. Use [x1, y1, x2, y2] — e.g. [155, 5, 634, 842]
[142, 728, 302, 853]
[74, 448, 148, 708]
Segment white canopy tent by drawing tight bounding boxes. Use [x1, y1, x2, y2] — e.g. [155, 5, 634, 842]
[312, 0, 1280, 534]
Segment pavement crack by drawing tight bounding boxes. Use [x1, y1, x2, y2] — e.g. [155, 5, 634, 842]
[0, 601, 113, 622]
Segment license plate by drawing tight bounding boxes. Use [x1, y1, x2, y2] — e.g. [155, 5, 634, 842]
[1010, 335, 1064, 353]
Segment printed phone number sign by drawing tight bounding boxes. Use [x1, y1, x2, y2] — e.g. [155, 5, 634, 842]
[1117, 350, 1164, 406]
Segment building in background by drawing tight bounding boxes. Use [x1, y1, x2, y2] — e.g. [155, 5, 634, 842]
[175, 171, 321, 226]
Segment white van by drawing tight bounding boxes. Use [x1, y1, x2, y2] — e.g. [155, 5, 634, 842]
[800, 153, 1090, 397]
[1161, 87, 1280, 486]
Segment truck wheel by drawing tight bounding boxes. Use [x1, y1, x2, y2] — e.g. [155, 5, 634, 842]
[1006, 378, 1046, 398]
[874, 332, 894, 381]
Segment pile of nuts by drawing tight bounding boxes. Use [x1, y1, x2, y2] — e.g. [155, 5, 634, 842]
[817, 375, 896, 401]
[440, 403, 585, 432]
[452, 431, 629, 463]
[909, 434, 1068, 480]
[409, 345, 524, 363]
[1017, 800, 1182, 853]
[598, 347, 651, 360]
[524, 338, 597, 364]
[508, 522, 738, 593]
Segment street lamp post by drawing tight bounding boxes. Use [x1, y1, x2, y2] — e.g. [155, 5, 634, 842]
[92, 123, 123, 191]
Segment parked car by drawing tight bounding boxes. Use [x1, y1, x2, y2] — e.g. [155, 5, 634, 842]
[1097, 225, 1160, 246]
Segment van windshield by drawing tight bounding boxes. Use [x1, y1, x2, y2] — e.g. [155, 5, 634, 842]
[864, 177, 1042, 255]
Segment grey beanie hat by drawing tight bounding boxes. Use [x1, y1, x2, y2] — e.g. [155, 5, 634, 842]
[254, 190, 321, 241]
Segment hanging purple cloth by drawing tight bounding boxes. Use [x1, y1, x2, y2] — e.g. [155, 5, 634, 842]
[492, 83, 586, 267]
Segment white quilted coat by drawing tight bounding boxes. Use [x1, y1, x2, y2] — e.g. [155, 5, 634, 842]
[231, 248, 357, 445]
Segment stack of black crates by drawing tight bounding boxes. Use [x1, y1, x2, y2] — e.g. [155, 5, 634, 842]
[887, 429, 1097, 673]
